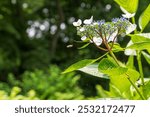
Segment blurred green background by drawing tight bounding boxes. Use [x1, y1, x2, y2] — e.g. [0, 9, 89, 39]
[0, 0, 150, 99]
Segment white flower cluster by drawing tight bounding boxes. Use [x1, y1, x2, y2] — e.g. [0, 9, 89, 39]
[73, 16, 136, 46]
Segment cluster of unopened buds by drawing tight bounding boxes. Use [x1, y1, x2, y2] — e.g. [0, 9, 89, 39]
[73, 16, 136, 51]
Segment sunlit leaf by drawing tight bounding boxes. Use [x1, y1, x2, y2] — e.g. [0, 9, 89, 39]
[114, 0, 138, 13]
[127, 42, 150, 50]
[129, 33, 150, 43]
[62, 59, 96, 74]
[79, 64, 109, 79]
[126, 55, 135, 69]
[143, 80, 150, 99]
[110, 68, 139, 93]
[110, 43, 124, 52]
[139, 4, 150, 31]
[142, 51, 150, 64]
[98, 58, 139, 93]
[98, 58, 127, 75]
[78, 43, 90, 49]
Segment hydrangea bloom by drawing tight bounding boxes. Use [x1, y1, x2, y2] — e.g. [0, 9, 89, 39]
[73, 16, 136, 46]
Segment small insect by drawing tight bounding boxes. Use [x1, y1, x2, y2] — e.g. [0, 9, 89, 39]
[66, 44, 73, 48]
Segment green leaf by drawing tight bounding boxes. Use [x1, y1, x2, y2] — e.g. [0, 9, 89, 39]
[114, 0, 138, 13]
[138, 4, 150, 31]
[127, 42, 150, 50]
[98, 58, 127, 75]
[98, 58, 139, 93]
[96, 85, 109, 98]
[79, 64, 109, 79]
[143, 80, 150, 99]
[62, 59, 96, 74]
[110, 43, 124, 52]
[126, 55, 135, 69]
[129, 33, 150, 43]
[62, 53, 108, 74]
[142, 51, 150, 64]
[98, 58, 118, 71]
[78, 43, 90, 49]
[110, 68, 139, 93]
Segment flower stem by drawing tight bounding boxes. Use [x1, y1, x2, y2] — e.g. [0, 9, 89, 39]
[131, 17, 145, 86]
[109, 50, 120, 66]
[126, 74, 146, 100]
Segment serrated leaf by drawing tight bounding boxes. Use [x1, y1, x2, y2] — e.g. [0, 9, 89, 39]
[139, 4, 150, 31]
[62, 59, 96, 74]
[79, 64, 109, 79]
[98, 58, 127, 75]
[98, 58, 118, 71]
[127, 42, 150, 50]
[114, 0, 138, 13]
[142, 51, 150, 64]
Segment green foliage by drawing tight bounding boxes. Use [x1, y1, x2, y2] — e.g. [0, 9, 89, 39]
[143, 80, 150, 99]
[127, 42, 150, 50]
[139, 4, 150, 31]
[111, 43, 124, 52]
[0, 0, 150, 100]
[79, 64, 109, 79]
[98, 58, 139, 93]
[114, 0, 138, 13]
[0, 87, 38, 100]
[142, 51, 150, 64]
[126, 56, 134, 69]
[65, 0, 150, 100]
[130, 34, 150, 43]
[62, 59, 96, 74]
[2, 65, 84, 100]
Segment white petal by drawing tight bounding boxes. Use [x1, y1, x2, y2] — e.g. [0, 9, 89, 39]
[107, 30, 118, 42]
[126, 23, 137, 34]
[83, 16, 93, 25]
[81, 36, 87, 41]
[73, 19, 82, 26]
[120, 7, 135, 18]
[124, 40, 136, 56]
[93, 37, 102, 46]
[93, 22, 98, 25]
[79, 27, 85, 32]
[122, 13, 135, 19]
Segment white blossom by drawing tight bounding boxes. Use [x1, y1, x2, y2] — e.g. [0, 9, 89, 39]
[120, 7, 135, 19]
[93, 37, 102, 46]
[126, 23, 137, 34]
[81, 36, 87, 41]
[107, 30, 118, 42]
[73, 19, 82, 27]
[83, 16, 93, 25]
